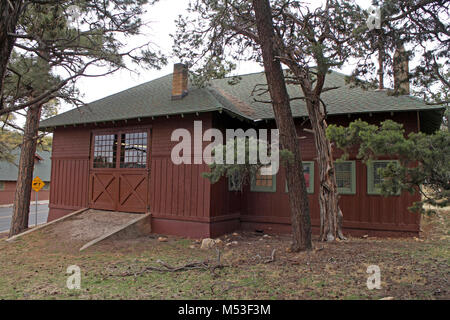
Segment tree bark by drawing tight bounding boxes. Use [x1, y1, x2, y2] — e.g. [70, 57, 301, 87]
[252, 0, 312, 251]
[304, 96, 345, 241]
[9, 103, 42, 237]
[280, 62, 346, 241]
[0, 0, 23, 108]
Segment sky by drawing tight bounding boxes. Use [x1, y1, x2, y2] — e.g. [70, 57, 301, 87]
[59, 0, 374, 114]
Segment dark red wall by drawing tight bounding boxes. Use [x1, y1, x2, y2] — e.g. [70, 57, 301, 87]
[48, 127, 90, 219]
[47, 113, 218, 237]
[210, 111, 422, 237]
[48, 110, 422, 237]
[0, 181, 50, 205]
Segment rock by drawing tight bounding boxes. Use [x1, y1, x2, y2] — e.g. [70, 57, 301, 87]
[263, 234, 270, 239]
[189, 245, 196, 249]
[157, 237, 168, 242]
[379, 297, 394, 300]
[232, 232, 239, 236]
[214, 239, 223, 245]
[201, 238, 216, 249]
[362, 234, 369, 239]
[231, 241, 238, 246]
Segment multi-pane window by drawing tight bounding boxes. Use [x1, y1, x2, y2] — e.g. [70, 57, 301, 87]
[286, 161, 314, 194]
[120, 132, 147, 168]
[367, 160, 400, 195]
[93, 134, 117, 168]
[335, 161, 356, 194]
[43, 182, 50, 190]
[0, 181, 4, 190]
[251, 166, 276, 192]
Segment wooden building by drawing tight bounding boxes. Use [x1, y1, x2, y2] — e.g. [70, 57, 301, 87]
[0, 149, 51, 205]
[39, 64, 444, 238]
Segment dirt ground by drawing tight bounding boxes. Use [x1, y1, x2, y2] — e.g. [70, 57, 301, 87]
[40, 209, 142, 243]
[0, 209, 448, 300]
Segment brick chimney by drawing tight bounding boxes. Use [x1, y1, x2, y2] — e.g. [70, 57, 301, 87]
[171, 63, 188, 100]
[393, 45, 410, 95]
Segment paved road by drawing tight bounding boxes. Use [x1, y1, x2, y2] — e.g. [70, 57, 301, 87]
[0, 204, 49, 233]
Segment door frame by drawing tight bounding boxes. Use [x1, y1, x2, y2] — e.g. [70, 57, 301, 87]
[88, 125, 152, 212]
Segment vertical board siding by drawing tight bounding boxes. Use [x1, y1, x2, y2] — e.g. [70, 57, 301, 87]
[50, 158, 89, 208]
[48, 110, 422, 235]
[49, 127, 90, 212]
[149, 113, 212, 220]
[150, 157, 210, 219]
[211, 111, 422, 234]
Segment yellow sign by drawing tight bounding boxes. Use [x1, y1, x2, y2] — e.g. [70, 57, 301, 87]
[32, 176, 45, 192]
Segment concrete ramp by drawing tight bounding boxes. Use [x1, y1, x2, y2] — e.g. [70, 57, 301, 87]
[7, 209, 151, 251]
[79, 212, 151, 251]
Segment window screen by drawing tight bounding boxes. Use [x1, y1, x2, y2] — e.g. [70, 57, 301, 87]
[120, 132, 148, 168]
[367, 160, 399, 195]
[255, 171, 273, 187]
[93, 134, 118, 168]
[335, 161, 356, 194]
[251, 166, 276, 192]
[373, 162, 388, 188]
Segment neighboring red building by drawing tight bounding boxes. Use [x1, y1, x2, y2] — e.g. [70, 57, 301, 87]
[39, 64, 444, 238]
[0, 149, 51, 205]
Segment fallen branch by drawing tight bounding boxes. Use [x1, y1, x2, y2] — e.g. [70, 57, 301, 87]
[117, 249, 227, 277]
[250, 249, 277, 264]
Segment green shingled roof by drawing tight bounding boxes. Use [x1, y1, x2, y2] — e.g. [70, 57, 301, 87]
[39, 70, 444, 131]
[0, 149, 51, 182]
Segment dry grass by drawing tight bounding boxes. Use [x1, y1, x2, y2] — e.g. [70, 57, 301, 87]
[0, 210, 448, 300]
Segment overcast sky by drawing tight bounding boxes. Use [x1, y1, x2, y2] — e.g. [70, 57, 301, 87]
[60, 0, 374, 114]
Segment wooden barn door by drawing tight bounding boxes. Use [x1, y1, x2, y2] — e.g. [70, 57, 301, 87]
[89, 129, 150, 213]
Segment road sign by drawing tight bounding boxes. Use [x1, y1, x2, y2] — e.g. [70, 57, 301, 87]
[32, 176, 45, 192]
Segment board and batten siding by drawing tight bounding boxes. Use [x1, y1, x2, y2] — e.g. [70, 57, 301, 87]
[48, 127, 90, 220]
[211, 111, 422, 237]
[47, 114, 218, 237]
[47, 110, 422, 237]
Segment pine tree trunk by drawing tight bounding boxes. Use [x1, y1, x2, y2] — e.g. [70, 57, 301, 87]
[0, 0, 23, 106]
[305, 97, 345, 241]
[253, 0, 312, 251]
[9, 104, 42, 237]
